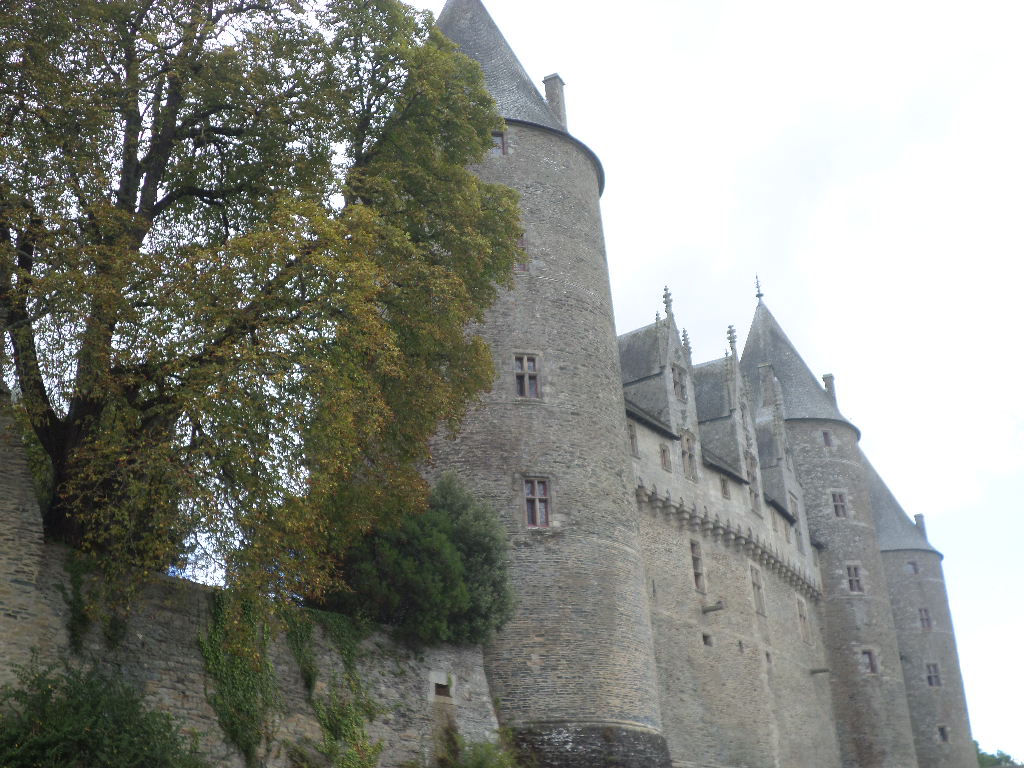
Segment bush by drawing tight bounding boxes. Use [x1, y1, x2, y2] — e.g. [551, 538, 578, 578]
[0, 660, 209, 768]
[322, 473, 514, 646]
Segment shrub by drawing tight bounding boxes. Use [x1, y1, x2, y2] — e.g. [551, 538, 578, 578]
[321, 473, 514, 646]
[0, 660, 209, 768]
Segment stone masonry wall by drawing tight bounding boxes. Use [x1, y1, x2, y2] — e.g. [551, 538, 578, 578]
[882, 549, 976, 768]
[430, 118, 670, 767]
[0, 404, 499, 768]
[786, 419, 919, 768]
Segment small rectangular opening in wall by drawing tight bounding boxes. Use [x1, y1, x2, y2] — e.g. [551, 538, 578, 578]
[702, 633, 713, 647]
[434, 682, 451, 698]
[937, 725, 949, 743]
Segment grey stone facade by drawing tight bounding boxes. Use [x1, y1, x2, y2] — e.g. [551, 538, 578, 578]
[436, 2, 976, 767]
[0, 2, 976, 767]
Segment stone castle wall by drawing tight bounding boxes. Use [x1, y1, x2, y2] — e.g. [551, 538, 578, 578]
[786, 419, 920, 768]
[0, 405, 500, 768]
[430, 118, 670, 767]
[882, 549, 976, 768]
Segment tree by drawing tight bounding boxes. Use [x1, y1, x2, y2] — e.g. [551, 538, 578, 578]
[0, 0, 520, 599]
[320, 473, 515, 646]
[977, 741, 1023, 767]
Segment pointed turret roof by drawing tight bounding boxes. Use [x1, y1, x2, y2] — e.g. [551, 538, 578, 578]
[863, 454, 939, 555]
[740, 300, 856, 431]
[437, 0, 562, 131]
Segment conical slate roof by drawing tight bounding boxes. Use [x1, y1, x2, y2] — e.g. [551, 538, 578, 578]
[863, 454, 939, 555]
[437, 0, 563, 131]
[740, 300, 855, 430]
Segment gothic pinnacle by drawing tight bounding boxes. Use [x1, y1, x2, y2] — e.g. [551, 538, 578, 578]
[663, 286, 673, 316]
[755, 275, 764, 300]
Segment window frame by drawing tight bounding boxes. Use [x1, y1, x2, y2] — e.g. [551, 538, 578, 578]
[750, 565, 767, 616]
[846, 564, 864, 593]
[860, 649, 878, 675]
[514, 354, 541, 399]
[919, 608, 932, 629]
[926, 662, 942, 687]
[490, 130, 507, 156]
[627, 423, 639, 457]
[831, 491, 849, 518]
[691, 540, 706, 594]
[523, 477, 551, 528]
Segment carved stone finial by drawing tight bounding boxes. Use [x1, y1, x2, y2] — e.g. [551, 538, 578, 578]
[755, 275, 764, 300]
[655, 310, 661, 324]
[727, 325, 737, 354]
[663, 286, 673, 316]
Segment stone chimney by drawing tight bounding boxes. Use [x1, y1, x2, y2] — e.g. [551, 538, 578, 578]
[543, 73, 566, 129]
[914, 514, 927, 537]
[822, 373, 836, 404]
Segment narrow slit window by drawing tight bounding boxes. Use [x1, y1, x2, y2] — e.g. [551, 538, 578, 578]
[627, 423, 639, 456]
[660, 444, 672, 472]
[919, 608, 932, 629]
[720, 477, 730, 498]
[524, 478, 550, 528]
[797, 597, 810, 643]
[751, 565, 766, 616]
[822, 430, 833, 447]
[937, 725, 949, 743]
[691, 540, 705, 593]
[515, 355, 540, 398]
[860, 649, 878, 674]
[926, 663, 942, 687]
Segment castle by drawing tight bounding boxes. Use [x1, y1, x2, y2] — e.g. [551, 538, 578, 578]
[0, 2, 976, 767]
[431, 1, 976, 766]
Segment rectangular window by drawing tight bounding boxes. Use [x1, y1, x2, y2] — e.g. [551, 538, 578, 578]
[919, 608, 932, 629]
[847, 564, 864, 593]
[524, 478, 550, 527]
[906, 561, 919, 575]
[797, 597, 809, 643]
[751, 565, 766, 616]
[685, 435, 698, 480]
[490, 131, 507, 156]
[860, 649, 878, 674]
[691, 540, 705, 593]
[926, 663, 942, 687]
[720, 477, 730, 498]
[937, 725, 949, 743]
[832, 492, 848, 518]
[627, 423, 639, 456]
[514, 355, 540, 398]
[822, 430, 833, 447]
[660, 444, 672, 471]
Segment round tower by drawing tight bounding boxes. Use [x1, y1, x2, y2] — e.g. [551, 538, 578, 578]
[433, 2, 670, 766]
[741, 301, 919, 768]
[869, 468, 976, 768]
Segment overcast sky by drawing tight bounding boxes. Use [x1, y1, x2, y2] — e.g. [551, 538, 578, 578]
[418, 0, 1024, 758]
